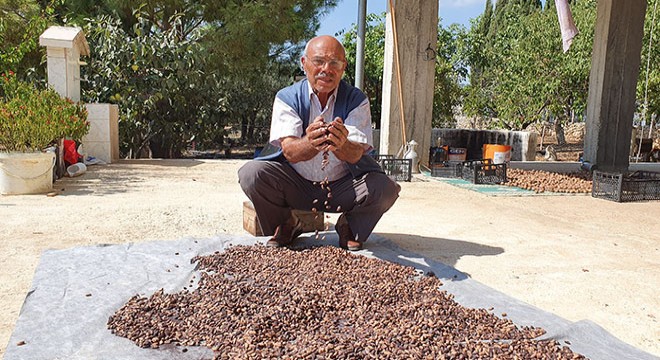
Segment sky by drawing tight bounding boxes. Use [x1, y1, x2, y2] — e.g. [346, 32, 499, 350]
[316, 0, 489, 37]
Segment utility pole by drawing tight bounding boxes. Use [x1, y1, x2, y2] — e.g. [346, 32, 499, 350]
[355, 0, 367, 90]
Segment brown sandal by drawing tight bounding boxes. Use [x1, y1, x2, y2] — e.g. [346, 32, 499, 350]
[336, 214, 362, 251]
[266, 217, 304, 247]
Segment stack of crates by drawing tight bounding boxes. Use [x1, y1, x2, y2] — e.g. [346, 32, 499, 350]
[431, 161, 463, 178]
[592, 170, 660, 202]
[371, 154, 412, 182]
[429, 146, 456, 178]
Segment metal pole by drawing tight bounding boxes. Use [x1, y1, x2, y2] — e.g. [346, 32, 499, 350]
[355, 0, 367, 90]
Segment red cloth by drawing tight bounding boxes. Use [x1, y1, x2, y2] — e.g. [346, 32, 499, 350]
[63, 139, 81, 166]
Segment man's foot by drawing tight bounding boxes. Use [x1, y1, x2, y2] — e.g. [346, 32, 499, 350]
[266, 217, 304, 248]
[336, 214, 362, 251]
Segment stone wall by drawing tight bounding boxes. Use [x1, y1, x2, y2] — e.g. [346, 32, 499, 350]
[374, 129, 537, 161]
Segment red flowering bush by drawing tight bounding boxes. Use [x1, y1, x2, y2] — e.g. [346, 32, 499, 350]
[0, 72, 89, 152]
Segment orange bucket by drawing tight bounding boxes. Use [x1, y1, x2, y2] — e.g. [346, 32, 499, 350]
[482, 144, 511, 164]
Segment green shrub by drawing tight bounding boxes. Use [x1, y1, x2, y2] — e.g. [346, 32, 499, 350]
[0, 71, 89, 152]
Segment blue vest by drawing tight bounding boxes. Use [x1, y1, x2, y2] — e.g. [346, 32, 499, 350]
[257, 79, 383, 178]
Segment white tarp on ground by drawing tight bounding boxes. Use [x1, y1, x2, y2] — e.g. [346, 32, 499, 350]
[5, 234, 658, 360]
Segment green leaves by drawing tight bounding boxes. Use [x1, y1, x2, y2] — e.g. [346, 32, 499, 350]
[464, 0, 597, 130]
[0, 72, 89, 152]
[341, 12, 386, 126]
[432, 23, 470, 128]
[0, 0, 51, 79]
[82, 13, 211, 157]
[639, 0, 660, 123]
[68, 0, 337, 157]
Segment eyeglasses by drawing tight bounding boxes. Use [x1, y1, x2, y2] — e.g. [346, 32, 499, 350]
[307, 57, 345, 71]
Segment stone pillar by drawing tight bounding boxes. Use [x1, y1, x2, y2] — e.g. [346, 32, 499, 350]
[39, 26, 90, 102]
[380, 0, 438, 168]
[83, 104, 120, 164]
[584, 0, 647, 172]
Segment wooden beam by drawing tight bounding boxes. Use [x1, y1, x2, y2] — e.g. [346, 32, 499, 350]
[584, 0, 648, 171]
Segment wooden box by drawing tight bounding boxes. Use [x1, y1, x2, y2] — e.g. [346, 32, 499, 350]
[242, 201, 324, 236]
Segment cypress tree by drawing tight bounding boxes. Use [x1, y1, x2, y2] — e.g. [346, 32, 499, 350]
[526, 0, 543, 13]
[488, 0, 509, 39]
[479, 0, 494, 38]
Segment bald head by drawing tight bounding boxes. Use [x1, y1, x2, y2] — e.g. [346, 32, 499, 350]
[304, 35, 346, 60]
[301, 36, 347, 99]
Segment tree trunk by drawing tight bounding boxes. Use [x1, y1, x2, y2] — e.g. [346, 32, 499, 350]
[247, 114, 256, 144]
[554, 118, 566, 146]
[539, 124, 546, 150]
[241, 116, 248, 142]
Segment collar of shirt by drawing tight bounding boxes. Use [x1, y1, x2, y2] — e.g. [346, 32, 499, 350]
[307, 81, 339, 115]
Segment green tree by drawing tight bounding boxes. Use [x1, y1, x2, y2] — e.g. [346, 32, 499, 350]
[464, 0, 596, 135]
[432, 23, 469, 128]
[0, 0, 53, 80]
[224, 66, 293, 147]
[82, 14, 218, 158]
[541, 0, 596, 144]
[638, 0, 660, 132]
[341, 13, 386, 128]
[63, 0, 338, 157]
[479, 0, 493, 40]
[55, 0, 338, 72]
[488, 0, 509, 39]
[463, 1, 495, 121]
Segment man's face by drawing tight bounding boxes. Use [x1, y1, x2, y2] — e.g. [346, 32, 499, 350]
[301, 38, 347, 96]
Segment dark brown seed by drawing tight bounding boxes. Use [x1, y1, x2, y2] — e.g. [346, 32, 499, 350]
[107, 246, 586, 359]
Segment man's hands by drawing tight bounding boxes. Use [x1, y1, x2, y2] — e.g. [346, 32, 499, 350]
[306, 116, 349, 152]
[281, 116, 364, 164]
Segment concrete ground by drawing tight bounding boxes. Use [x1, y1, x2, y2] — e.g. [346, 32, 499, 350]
[0, 159, 658, 358]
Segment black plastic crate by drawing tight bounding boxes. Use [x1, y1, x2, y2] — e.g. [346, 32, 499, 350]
[370, 153, 395, 162]
[458, 159, 507, 184]
[375, 154, 395, 161]
[592, 170, 660, 202]
[430, 161, 462, 178]
[379, 158, 412, 182]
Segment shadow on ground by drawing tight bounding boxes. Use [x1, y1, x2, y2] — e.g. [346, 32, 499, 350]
[284, 232, 504, 282]
[52, 159, 207, 196]
[53, 169, 144, 196]
[374, 232, 504, 268]
[118, 159, 206, 167]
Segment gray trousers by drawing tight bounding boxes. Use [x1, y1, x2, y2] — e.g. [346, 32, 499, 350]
[238, 160, 401, 242]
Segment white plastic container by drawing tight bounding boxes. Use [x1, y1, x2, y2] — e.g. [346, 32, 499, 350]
[0, 152, 55, 195]
[66, 162, 87, 177]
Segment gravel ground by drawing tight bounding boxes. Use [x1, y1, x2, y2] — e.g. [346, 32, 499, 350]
[0, 159, 658, 358]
